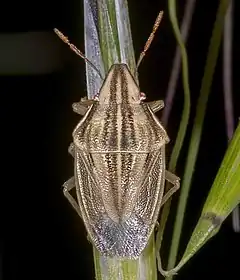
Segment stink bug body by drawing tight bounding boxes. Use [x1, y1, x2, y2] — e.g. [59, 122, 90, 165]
[63, 63, 180, 259]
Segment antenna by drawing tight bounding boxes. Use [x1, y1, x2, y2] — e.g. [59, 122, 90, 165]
[136, 11, 164, 70]
[54, 28, 103, 80]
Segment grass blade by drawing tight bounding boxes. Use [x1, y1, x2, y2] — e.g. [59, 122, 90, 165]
[156, 0, 191, 270]
[163, 121, 240, 276]
[161, 0, 231, 277]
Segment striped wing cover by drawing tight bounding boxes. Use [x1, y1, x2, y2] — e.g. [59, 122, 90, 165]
[73, 64, 169, 258]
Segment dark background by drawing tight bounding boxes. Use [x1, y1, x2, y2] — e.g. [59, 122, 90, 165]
[1, 0, 239, 279]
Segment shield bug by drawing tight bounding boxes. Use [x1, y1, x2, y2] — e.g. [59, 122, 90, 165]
[55, 26, 180, 259]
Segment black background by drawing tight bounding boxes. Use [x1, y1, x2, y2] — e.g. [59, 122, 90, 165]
[1, 0, 240, 279]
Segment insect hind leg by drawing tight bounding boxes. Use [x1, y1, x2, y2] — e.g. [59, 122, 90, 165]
[161, 170, 180, 206]
[68, 142, 75, 157]
[155, 171, 180, 277]
[63, 177, 92, 243]
[63, 177, 82, 219]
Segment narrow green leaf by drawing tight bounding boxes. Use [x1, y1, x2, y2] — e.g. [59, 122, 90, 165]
[84, 0, 137, 98]
[156, 0, 191, 272]
[97, 0, 137, 75]
[97, 0, 121, 72]
[163, 121, 240, 276]
[165, 1, 230, 278]
[202, 123, 240, 218]
[84, 0, 105, 98]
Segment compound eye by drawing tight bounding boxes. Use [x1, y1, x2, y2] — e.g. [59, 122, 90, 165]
[93, 93, 99, 101]
[139, 92, 146, 101]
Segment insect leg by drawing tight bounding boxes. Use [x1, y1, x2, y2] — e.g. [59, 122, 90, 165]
[63, 177, 82, 219]
[72, 101, 89, 115]
[68, 142, 75, 157]
[161, 170, 180, 206]
[146, 100, 164, 113]
[156, 171, 180, 277]
[72, 97, 96, 115]
[63, 176, 92, 242]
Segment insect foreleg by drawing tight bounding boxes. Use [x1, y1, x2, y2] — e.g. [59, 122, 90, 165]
[161, 170, 180, 206]
[63, 177, 82, 219]
[72, 97, 96, 115]
[147, 100, 164, 113]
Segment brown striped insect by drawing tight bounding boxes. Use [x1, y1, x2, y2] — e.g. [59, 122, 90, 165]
[54, 15, 180, 259]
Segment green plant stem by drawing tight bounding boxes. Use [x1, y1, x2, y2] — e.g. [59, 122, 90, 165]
[156, 0, 191, 266]
[167, 0, 191, 174]
[166, 0, 230, 277]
